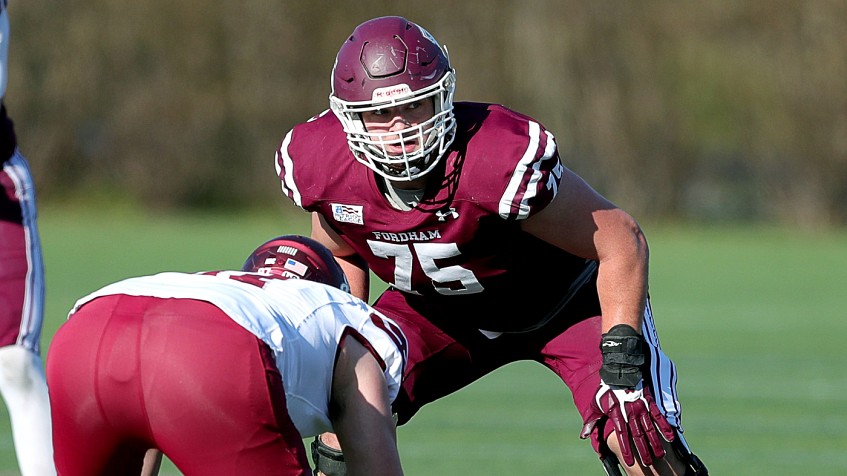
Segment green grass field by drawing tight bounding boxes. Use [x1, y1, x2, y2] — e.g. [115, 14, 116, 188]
[1, 205, 844, 474]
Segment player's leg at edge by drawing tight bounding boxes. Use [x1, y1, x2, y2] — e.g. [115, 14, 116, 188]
[0, 345, 55, 476]
[600, 429, 708, 476]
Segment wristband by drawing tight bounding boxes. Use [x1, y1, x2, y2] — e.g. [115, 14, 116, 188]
[599, 324, 645, 388]
[311, 436, 347, 476]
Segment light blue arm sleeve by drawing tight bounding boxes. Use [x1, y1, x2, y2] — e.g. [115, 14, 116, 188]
[0, 5, 10, 98]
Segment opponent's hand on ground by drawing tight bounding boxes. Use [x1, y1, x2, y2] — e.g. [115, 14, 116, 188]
[587, 381, 676, 467]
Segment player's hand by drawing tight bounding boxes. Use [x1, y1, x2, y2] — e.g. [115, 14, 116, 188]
[582, 380, 676, 467]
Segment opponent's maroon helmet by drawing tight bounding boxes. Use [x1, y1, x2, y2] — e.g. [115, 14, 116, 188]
[242, 235, 350, 292]
[329, 16, 457, 182]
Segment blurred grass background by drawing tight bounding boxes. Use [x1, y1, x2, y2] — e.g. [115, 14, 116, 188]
[0, 205, 841, 474]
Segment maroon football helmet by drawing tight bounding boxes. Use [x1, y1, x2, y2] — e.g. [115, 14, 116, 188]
[242, 235, 350, 292]
[329, 16, 457, 182]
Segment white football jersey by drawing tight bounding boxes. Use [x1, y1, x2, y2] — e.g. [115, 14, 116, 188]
[70, 271, 407, 437]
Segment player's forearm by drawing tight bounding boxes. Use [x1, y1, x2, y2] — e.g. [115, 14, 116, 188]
[331, 340, 403, 475]
[594, 218, 649, 334]
[335, 254, 370, 301]
[336, 421, 402, 476]
[310, 212, 370, 300]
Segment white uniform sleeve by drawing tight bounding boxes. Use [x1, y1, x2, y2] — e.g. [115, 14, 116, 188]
[269, 283, 406, 437]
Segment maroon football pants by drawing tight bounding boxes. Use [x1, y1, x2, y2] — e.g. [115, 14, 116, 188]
[376, 287, 630, 455]
[376, 286, 683, 457]
[46, 294, 310, 476]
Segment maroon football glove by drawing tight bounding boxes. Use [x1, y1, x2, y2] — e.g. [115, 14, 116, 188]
[582, 380, 676, 467]
[582, 324, 677, 466]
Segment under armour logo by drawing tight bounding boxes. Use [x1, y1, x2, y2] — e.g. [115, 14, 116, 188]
[435, 207, 459, 221]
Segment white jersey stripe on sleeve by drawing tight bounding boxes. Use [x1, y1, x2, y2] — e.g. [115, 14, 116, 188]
[523, 130, 558, 207]
[498, 122, 557, 220]
[276, 130, 302, 208]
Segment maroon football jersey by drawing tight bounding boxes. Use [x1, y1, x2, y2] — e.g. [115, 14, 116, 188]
[277, 102, 598, 331]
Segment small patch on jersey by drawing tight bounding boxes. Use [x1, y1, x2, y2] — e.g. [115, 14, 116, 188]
[284, 258, 308, 276]
[331, 203, 364, 225]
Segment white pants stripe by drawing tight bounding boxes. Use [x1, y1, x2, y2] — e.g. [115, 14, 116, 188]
[641, 297, 684, 431]
[3, 149, 45, 353]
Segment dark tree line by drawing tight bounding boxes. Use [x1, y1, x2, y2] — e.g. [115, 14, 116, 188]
[8, 0, 847, 227]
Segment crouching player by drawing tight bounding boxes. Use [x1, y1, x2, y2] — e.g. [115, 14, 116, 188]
[45, 235, 407, 476]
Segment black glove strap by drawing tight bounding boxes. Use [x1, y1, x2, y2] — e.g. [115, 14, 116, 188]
[311, 436, 347, 476]
[599, 324, 645, 388]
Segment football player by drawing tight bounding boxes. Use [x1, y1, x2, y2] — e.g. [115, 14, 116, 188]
[46, 236, 407, 476]
[0, 2, 56, 475]
[276, 16, 709, 476]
